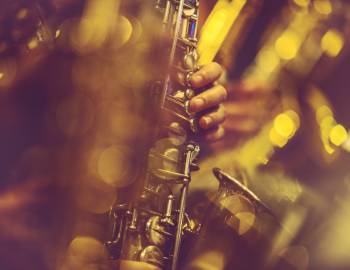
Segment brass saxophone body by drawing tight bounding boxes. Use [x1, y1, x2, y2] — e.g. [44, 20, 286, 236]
[106, 1, 202, 269]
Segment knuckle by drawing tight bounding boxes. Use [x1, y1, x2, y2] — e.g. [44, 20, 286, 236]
[199, 69, 208, 79]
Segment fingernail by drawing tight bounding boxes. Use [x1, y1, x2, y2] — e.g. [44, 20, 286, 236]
[191, 74, 203, 85]
[190, 97, 205, 111]
[201, 117, 211, 128]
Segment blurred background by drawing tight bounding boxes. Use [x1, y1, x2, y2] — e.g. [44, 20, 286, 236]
[0, 0, 350, 269]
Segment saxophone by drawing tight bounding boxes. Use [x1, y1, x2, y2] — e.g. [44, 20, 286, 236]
[106, 0, 202, 269]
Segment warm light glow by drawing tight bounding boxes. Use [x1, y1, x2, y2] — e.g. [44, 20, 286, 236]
[0, 59, 17, 88]
[293, 0, 310, 7]
[320, 115, 335, 130]
[329, 124, 348, 146]
[286, 110, 301, 129]
[97, 146, 132, 187]
[275, 31, 301, 60]
[279, 246, 309, 270]
[198, 0, 247, 65]
[118, 16, 133, 46]
[269, 127, 288, 148]
[316, 105, 333, 125]
[321, 29, 344, 57]
[220, 194, 256, 235]
[319, 116, 336, 155]
[55, 29, 61, 39]
[314, 0, 332, 15]
[71, 0, 120, 53]
[16, 8, 28, 20]
[274, 112, 297, 139]
[257, 48, 280, 74]
[27, 38, 39, 50]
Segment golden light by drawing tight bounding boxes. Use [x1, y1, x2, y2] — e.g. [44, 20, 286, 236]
[269, 127, 288, 148]
[71, 0, 120, 53]
[187, 250, 226, 270]
[342, 133, 350, 153]
[0, 58, 17, 89]
[222, 197, 256, 236]
[118, 16, 133, 46]
[293, 0, 310, 7]
[273, 112, 297, 139]
[97, 145, 132, 188]
[267, 207, 307, 269]
[316, 105, 333, 125]
[27, 38, 39, 50]
[313, 0, 332, 16]
[63, 236, 109, 268]
[321, 29, 344, 57]
[286, 110, 301, 129]
[55, 29, 61, 39]
[320, 115, 335, 130]
[16, 8, 28, 20]
[198, 0, 247, 65]
[278, 245, 309, 270]
[257, 48, 280, 74]
[108, 15, 134, 50]
[319, 116, 336, 155]
[275, 31, 301, 60]
[329, 124, 348, 147]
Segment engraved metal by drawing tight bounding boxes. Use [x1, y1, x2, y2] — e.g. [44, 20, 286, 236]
[105, 1, 202, 269]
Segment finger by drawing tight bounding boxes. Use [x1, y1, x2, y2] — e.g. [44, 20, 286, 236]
[204, 125, 225, 142]
[190, 62, 223, 88]
[199, 105, 226, 129]
[189, 84, 227, 112]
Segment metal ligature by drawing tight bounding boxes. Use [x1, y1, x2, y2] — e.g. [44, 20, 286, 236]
[105, 0, 202, 269]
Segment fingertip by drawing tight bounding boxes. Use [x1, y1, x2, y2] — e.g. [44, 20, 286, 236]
[190, 74, 203, 85]
[205, 126, 225, 142]
[189, 97, 205, 112]
[199, 116, 211, 129]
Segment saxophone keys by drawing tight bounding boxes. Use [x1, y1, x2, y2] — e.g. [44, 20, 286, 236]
[139, 245, 164, 268]
[145, 216, 170, 246]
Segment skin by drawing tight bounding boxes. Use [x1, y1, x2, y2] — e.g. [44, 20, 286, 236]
[189, 62, 227, 141]
[61, 62, 227, 270]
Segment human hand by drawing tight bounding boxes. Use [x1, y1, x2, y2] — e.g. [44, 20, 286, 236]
[222, 81, 278, 144]
[189, 62, 227, 142]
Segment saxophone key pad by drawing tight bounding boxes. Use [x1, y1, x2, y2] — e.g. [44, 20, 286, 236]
[145, 216, 168, 246]
[139, 245, 164, 268]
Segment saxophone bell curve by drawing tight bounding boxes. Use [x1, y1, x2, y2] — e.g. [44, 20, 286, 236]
[212, 167, 275, 218]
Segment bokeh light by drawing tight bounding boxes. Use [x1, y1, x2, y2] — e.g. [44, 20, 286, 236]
[275, 31, 301, 60]
[329, 124, 348, 146]
[321, 29, 344, 57]
[96, 145, 133, 188]
[313, 0, 333, 16]
[293, 0, 310, 8]
[0, 58, 17, 89]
